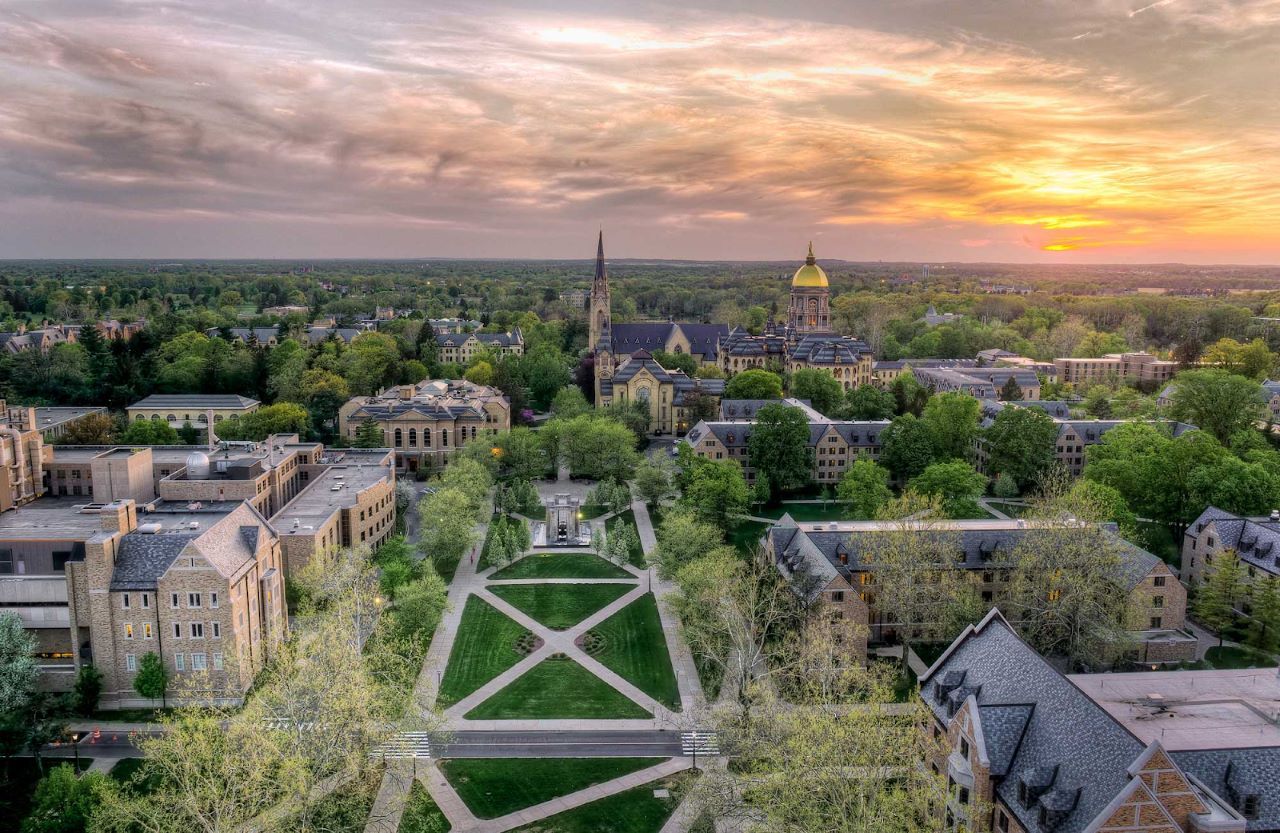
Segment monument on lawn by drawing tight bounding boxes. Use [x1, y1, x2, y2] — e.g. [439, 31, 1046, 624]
[547, 493, 582, 546]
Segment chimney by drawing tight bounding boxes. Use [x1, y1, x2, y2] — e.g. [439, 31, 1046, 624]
[100, 499, 138, 534]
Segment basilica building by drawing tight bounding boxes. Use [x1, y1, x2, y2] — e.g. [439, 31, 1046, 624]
[590, 234, 873, 435]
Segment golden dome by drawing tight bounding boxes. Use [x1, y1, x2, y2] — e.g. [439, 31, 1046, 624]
[792, 241, 828, 288]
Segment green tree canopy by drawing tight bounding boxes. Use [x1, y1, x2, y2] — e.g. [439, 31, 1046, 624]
[1169, 369, 1265, 444]
[724, 369, 784, 400]
[920, 392, 981, 462]
[878, 414, 937, 480]
[746, 403, 813, 497]
[835, 458, 892, 519]
[983, 406, 1058, 492]
[788, 369, 843, 417]
[118, 417, 181, 446]
[909, 461, 987, 518]
[682, 457, 750, 526]
[841, 384, 895, 420]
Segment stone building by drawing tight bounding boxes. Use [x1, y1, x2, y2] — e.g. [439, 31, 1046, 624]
[64, 499, 287, 707]
[126, 394, 260, 430]
[764, 517, 1194, 665]
[596, 351, 726, 435]
[682, 405, 889, 486]
[1054, 352, 1177, 388]
[338, 379, 511, 472]
[435, 328, 524, 366]
[1181, 506, 1280, 606]
[920, 609, 1269, 833]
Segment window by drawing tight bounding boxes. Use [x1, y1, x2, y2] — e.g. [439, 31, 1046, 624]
[171, 593, 179, 608]
[175, 653, 185, 671]
[959, 787, 969, 806]
[210, 592, 218, 609]
[191, 653, 207, 671]
[143, 623, 153, 639]
[1243, 795, 1260, 819]
[52, 551, 71, 571]
[998, 810, 1010, 832]
[831, 591, 844, 603]
[124, 623, 134, 639]
[122, 594, 131, 609]
[191, 623, 205, 639]
[188, 592, 202, 608]
[959, 738, 970, 759]
[0, 549, 11, 575]
[213, 653, 224, 671]
[212, 622, 221, 639]
[1153, 596, 1164, 608]
[1154, 576, 1166, 587]
[142, 593, 150, 609]
[174, 623, 182, 638]
[1151, 616, 1163, 629]
[126, 654, 136, 672]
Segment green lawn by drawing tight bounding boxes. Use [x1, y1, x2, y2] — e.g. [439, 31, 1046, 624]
[440, 758, 661, 819]
[400, 781, 451, 832]
[579, 503, 610, 520]
[108, 757, 164, 795]
[756, 502, 860, 522]
[438, 595, 534, 707]
[464, 655, 652, 719]
[606, 511, 647, 568]
[488, 583, 633, 630]
[1, 758, 92, 833]
[727, 519, 771, 557]
[1205, 644, 1278, 668]
[490, 553, 634, 580]
[510, 774, 691, 833]
[590, 594, 681, 711]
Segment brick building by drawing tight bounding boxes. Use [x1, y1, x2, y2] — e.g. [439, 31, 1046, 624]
[1181, 506, 1280, 608]
[1054, 352, 1177, 388]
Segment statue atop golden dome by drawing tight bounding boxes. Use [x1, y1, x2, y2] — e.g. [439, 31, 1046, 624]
[791, 241, 828, 288]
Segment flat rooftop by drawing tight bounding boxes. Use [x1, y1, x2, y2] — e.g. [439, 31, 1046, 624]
[792, 518, 1066, 533]
[1069, 667, 1280, 750]
[273, 461, 391, 532]
[137, 501, 240, 530]
[0, 498, 120, 540]
[47, 445, 201, 464]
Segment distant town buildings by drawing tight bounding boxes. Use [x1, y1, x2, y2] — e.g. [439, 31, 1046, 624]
[0, 320, 144, 354]
[919, 304, 964, 327]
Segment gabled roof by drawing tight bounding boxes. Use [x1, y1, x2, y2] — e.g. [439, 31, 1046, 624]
[110, 503, 275, 591]
[1187, 506, 1280, 578]
[1173, 747, 1280, 832]
[129, 394, 259, 409]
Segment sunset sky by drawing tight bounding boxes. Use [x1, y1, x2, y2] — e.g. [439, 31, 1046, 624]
[1, 0, 1278, 262]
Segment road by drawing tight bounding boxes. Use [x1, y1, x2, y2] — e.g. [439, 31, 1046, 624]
[428, 729, 688, 758]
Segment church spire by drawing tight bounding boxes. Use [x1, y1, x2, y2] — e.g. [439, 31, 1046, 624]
[594, 229, 607, 287]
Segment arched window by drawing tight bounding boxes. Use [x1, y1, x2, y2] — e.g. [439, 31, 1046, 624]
[424, 430, 432, 448]
[408, 428, 417, 447]
[394, 428, 403, 447]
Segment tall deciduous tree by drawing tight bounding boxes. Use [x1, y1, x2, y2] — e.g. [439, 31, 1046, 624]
[789, 369, 843, 417]
[1169, 369, 1265, 444]
[842, 384, 895, 420]
[909, 461, 987, 518]
[878, 414, 937, 481]
[920, 392, 981, 462]
[682, 458, 750, 526]
[747, 403, 813, 497]
[983, 406, 1058, 492]
[724, 369, 784, 400]
[1195, 550, 1246, 646]
[835, 458, 892, 519]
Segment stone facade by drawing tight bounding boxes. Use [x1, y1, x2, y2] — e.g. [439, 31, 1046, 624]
[1054, 352, 1177, 388]
[683, 412, 889, 485]
[126, 394, 260, 429]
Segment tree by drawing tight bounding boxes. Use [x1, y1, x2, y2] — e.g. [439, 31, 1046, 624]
[680, 387, 720, 425]
[835, 458, 892, 519]
[633, 458, 675, 507]
[558, 414, 640, 481]
[340, 332, 401, 396]
[352, 420, 385, 448]
[998, 375, 1024, 401]
[216, 402, 309, 441]
[910, 461, 987, 518]
[133, 651, 168, 705]
[878, 414, 937, 481]
[1195, 550, 1246, 646]
[494, 427, 551, 480]
[434, 457, 493, 509]
[0, 612, 38, 713]
[920, 392, 981, 462]
[724, 368, 783, 400]
[1202, 337, 1276, 381]
[521, 346, 573, 411]
[841, 384, 895, 420]
[746, 403, 812, 497]
[54, 412, 115, 445]
[118, 417, 181, 445]
[1248, 576, 1280, 654]
[72, 665, 103, 717]
[1169, 369, 1265, 444]
[983, 406, 1058, 492]
[21, 764, 108, 833]
[890, 372, 929, 416]
[418, 488, 481, 573]
[789, 369, 843, 417]
[649, 509, 726, 579]
[992, 472, 1020, 499]
[652, 350, 698, 376]
[464, 360, 495, 386]
[550, 386, 591, 419]
[298, 369, 351, 430]
[682, 458, 750, 526]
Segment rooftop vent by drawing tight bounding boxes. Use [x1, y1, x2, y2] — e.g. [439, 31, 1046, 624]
[138, 523, 163, 534]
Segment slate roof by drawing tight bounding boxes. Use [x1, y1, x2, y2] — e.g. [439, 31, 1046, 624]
[1187, 506, 1280, 578]
[602, 352, 725, 404]
[206, 327, 280, 342]
[109, 503, 274, 591]
[920, 613, 1147, 833]
[979, 703, 1035, 777]
[720, 328, 789, 359]
[685, 419, 889, 451]
[980, 400, 1074, 421]
[789, 333, 872, 365]
[766, 521, 1162, 590]
[306, 327, 360, 345]
[1173, 748, 1280, 831]
[676, 323, 730, 361]
[719, 398, 813, 421]
[130, 394, 259, 409]
[347, 401, 488, 422]
[605, 322, 728, 361]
